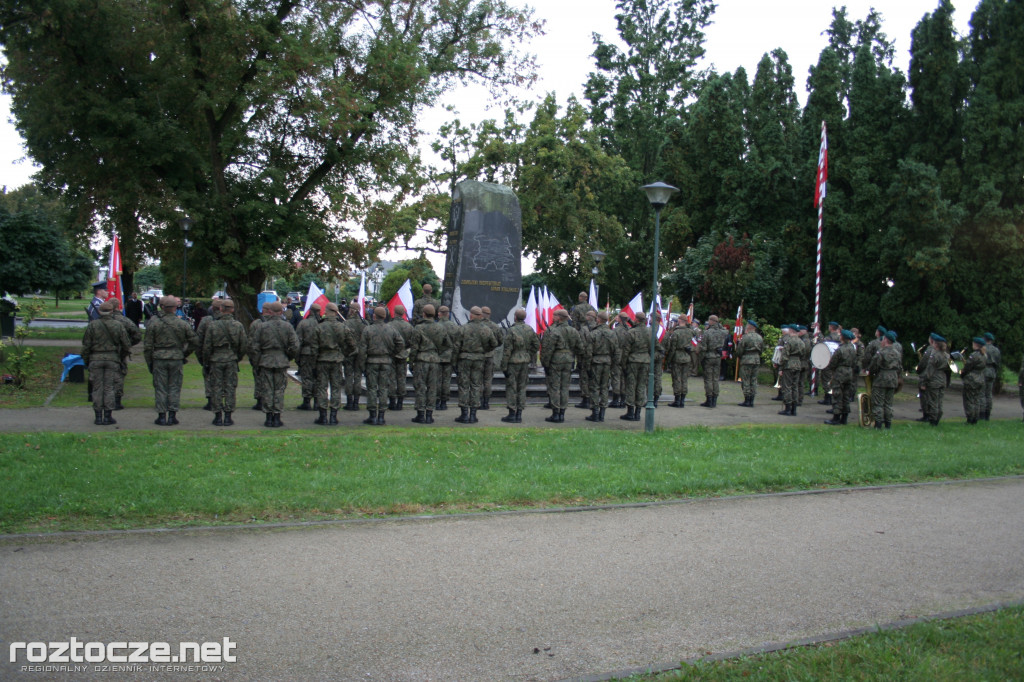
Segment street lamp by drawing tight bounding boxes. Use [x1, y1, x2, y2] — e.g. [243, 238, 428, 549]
[180, 216, 193, 302]
[640, 182, 679, 433]
[590, 249, 605, 305]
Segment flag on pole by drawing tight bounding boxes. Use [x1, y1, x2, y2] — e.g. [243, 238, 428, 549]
[622, 292, 643, 322]
[647, 296, 667, 341]
[588, 278, 598, 308]
[525, 286, 540, 333]
[733, 301, 744, 343]
[356, 271, 367, 318]
[685, 300, 694, 325]
[302, 281, 330, 318]
[106, 233, 123, 304]
[386, 279, 414, 320]
[815, 122, 828, 208]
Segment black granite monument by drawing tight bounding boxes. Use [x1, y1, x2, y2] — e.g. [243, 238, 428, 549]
[441, 180, 522, 326]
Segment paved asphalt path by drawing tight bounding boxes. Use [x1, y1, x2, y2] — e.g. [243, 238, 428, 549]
[2, 478, 1023, 681]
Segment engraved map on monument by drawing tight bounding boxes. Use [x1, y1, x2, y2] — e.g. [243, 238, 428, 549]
[468, 232, 516, 274]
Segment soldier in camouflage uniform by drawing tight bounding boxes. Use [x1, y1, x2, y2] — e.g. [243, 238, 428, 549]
[248, 301, 300, 428]
[411, 283, 440, 324]
[982, 332, 1001, 421]
[408, 304, 451, 424]
[824, 329, 858, 425]
[736, 320, 764, 407]
[312, 302, 351, 426]
[195, 298, 223, 411]
[862, 325, 886, 373]
[387, 305, 414, 410]
[585, 310, 618, 422]
[777, 325, 804, 416]
[202, 299, 247, 426]
[501, 308, 540, 423]
[480, 306, 504, 410]
[453, 306, 499, 423]
[798, 326, 813, 404]
[295, 303, 322, 411]
[143, 296, 198, 426]
[435, 305, 457, 411]
[868, 331, 901, 429]
[540, 308, 581, 423]
[664, 318, 694, 408]
[81, 300, 133, 425]
[697, 315, 729, 408]
[575, 310, 598, 409]
[358, 306, 405, 425]
[920, 333, 950, 426]
[609, 312, 632, 408]
[620, 311, 653, 422]
[569, 291, 596, 330]
[248, 302, 271, 411]
[342, 303, 365, 410]
[110, 297, 142, 410]
[961, 337, 987, 425]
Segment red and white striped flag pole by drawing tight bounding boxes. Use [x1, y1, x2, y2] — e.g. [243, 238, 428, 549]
[812, 120, 828, 395]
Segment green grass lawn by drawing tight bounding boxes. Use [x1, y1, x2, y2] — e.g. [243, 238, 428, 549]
[625, 604, 1024, 681]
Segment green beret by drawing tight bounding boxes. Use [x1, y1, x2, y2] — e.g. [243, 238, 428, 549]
[780, 324, 791, 331]
[746, 319, 759, 330]
[929, 332, 946, 343]
[983, 332, 995, 341]
[828, 321, 840, 328]
[888, 329, 898, 339]
[876, 325, 887, 334]
[973, 337, 986, 345]
[841, 329, 854, 340]
[884, 331, 897, 342]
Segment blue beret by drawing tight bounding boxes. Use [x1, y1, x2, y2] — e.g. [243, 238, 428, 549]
[747, 319, 759, 329]
[876, 325, 887, 334]
[884, 331, 897, 342]
[889, 329, 898, 338]
[930, 332, 946, 343]
[973, 337, 986, 345]
[829, 321, 840, 328]
[983, 332, 994, 341]
[841, 329, 855, 340]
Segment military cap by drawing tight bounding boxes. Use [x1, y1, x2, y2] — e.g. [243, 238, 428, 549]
[780, 324, 792, 331]
[888, 329, 898, 338]
[422, 304, 435, 317]
[308, 302, 322, 312]
[884, 331, 897, 342]
[828, 321, 840, 328]
[159, 296, 177, 308]
[266, 301, 285, 314]
[929, 332, 946, 343]
[91, 281, 108, 291]
[983, 332, 995, 341]
[635, 311, 647, 322]
[746, 319, 759, 329]
[220, 299, 235, 311]
[325, 302, 340, 315]
[973, 337, 986, 346]
[554, 308, 569, 319]
[876, 325, 887, 334]
[469, 306, 483, 316]
[841, 329, 855, 340]
[98, 300, 115, 313]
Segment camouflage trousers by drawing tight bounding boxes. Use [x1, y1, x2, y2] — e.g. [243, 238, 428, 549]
[413, 361, 440, 411]
[670, 363, 691, 397]
[625, 361, 649, 407]
[258, 367, 289, 413]
[546, 361, 573, 410]
[820, 367, 834, 397]
[152, 359, 184, 413]
[611, 362, 624, 394]
[962, 380, 983, 421]
[391, 358, 408, 399]
[457, 358, 485, 408]
[590, 363, 611, 408]
[439, 362, 453, 401]
[89, 360, 119, 411]
[831, 375, 853, 417]
[208, 361, 239, 413]
[739, 363, 759, 398]
[114, 361, 128, 399]
[482, 355, 495, 400]
[251, 364, 262, 402]
[702, 357, 722, 398]
[799, 366, 810, 403]
[343, 359, 361, 400]
[202, 362, 211, 400]
[781, 367, 801, 407]
[871, 384, 895, 424]
[504, 362, 530, 411]
[983, 377, 995, 414]
[365, 362, 391, 411]
[315, 360, 344, 410]
[577, 360, 591, 399]
[298, 354, 318, 400]
[923, 385, 945, 423]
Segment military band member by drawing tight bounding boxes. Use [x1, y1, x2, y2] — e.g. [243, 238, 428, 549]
[501, 308, 540, 423]
[817, 321, 841, 404]
[295, 302, 323, 411]
[81, 300, 132, 425]
[249, 301, 300, 427]
[664, 318, 694, 408]
[921, 332, 950, 426]
[982, 332, 1001, 421]
[962, 337, 987, 425]
[144, 296, 198, 426]
[824, 329, 858, 426]
[540, 308, 581, 423]
[868, 331, 901, 429]
[736, 320, 764, 407]
[778, 325, 803, 416]
[698, 315, 728, 407]
[408, 304, 451, 424]
[863, 325, 886, 372]
[584, 311, 618, 422]
[203, 299, 247, 426]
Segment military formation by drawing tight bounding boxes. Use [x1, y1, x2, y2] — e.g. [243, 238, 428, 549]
[80, 286, 1020, 428]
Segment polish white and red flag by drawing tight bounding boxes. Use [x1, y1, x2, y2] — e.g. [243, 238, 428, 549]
[386, 279, 413, 321]
[106, 233, 123, 304]
[356, 271, 367, 318]
[302, 281, 330, 318]
[648, 296, 667, 341]
[733, 301, 744, 343]
[525, 286, 540, 333]
[622, 292, 643, 322]
[588, 278, 598, 308]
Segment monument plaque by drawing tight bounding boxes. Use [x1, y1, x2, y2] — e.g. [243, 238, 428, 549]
[441, 180, 522, 326]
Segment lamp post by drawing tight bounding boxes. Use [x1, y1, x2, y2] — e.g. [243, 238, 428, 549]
[180, 217, 193, 302]
[640, 182, 679, 433]
[590, 250, 605, 300]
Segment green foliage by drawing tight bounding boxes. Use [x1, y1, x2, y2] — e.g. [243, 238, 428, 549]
[0, 208, 93, 297]
[758, 323, 782, 366]
[0, 300, 45, 387]
[132, 265, 164, 292]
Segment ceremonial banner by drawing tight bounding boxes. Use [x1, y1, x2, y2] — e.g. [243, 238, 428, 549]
[622, 292, 643, 322]
[106, 233, 123, 304]
[302, 281, 330, 318]
[387, 279, 414, 320]
[356, 271, 367, 318]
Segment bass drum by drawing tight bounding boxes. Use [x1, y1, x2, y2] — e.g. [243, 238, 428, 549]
[810, 340, 839, 370]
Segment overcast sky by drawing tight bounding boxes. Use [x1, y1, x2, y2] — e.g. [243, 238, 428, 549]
[0, 0, 974, 275]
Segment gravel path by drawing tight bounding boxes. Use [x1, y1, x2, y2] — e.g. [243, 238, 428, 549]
[2, 478, 1023, 681]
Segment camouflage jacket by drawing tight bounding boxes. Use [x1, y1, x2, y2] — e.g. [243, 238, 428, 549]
[81, 313, 132, 365]
[540, 320, 580, 367]
[313, 317, 353, 363]
[249, 317, 299, 369]
[296, 314, 322, 357]
[664, 326, 694, 365]
[203, 313, 248, 364]
[736, 331, 764, 366]
[698, 323, 728, 359]
[826, 340, 859, 381]
[143, 310, 198, 364]
[963, 349, 987, 390]
[454, 319, 499, 360]
[359, 321, 404, 364]
[779, 334, 803, 371]
[983, 342, 1001, 379]
[587, 324, 618, 365]
[869, 344, 902, 388]
[501, 321, 539, 368]
[408, 319, 451, 364]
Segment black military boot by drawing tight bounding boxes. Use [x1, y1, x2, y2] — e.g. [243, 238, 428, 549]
[545, 408, 560, 423]
[387, 397, 396, 411]
[203, 398, 213, 411]
[223, 412, 234, 426]
[620, 405, 635, 420]
[425, 410, 434, 424]
[375, 410, 386, 426]
[678, 395, 686, 408]
[167, 411, 179, 425]
[598, 407, 606, 422]
[412, 409, 426, 423]
[576, 397, 590, 409]
[455, 407, 471, 423]
[438, 398, 448, 411]
[103, 410, 116, 425]
[468, 408, 478, 424]
[480, 397, 490, 410]
[274, 413, 284, 428]
[885, 421, 891, 429]
[115, 395, 124, 411]
[213, 412, 224, 426]
[252, 399, 263, 411]
[771, 392, 783, 401]
[502, 408, 517, 423]
[314, 408, 327, 425]
[585, 407, 600, 422]
[264, 412, 275, 427]
[94, 409, 104, 425]
[791, 405, 797, 416]
[395, 396, 404, 411]
[630, 406, 643, 421]
[778, 405, 792, 416]
[824, 414, 843, 425]
[818, 395, 832, 406]
[364, 410, 377, 425]
[699, 397, 712, 407]
[514, 409, 523, 423]
[298, 398, 312, 411]
[328, 409, 338, 425]
[874, 421, 883, 430]
[155, 412, 167, 425]
[711, 395, 718, 408]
